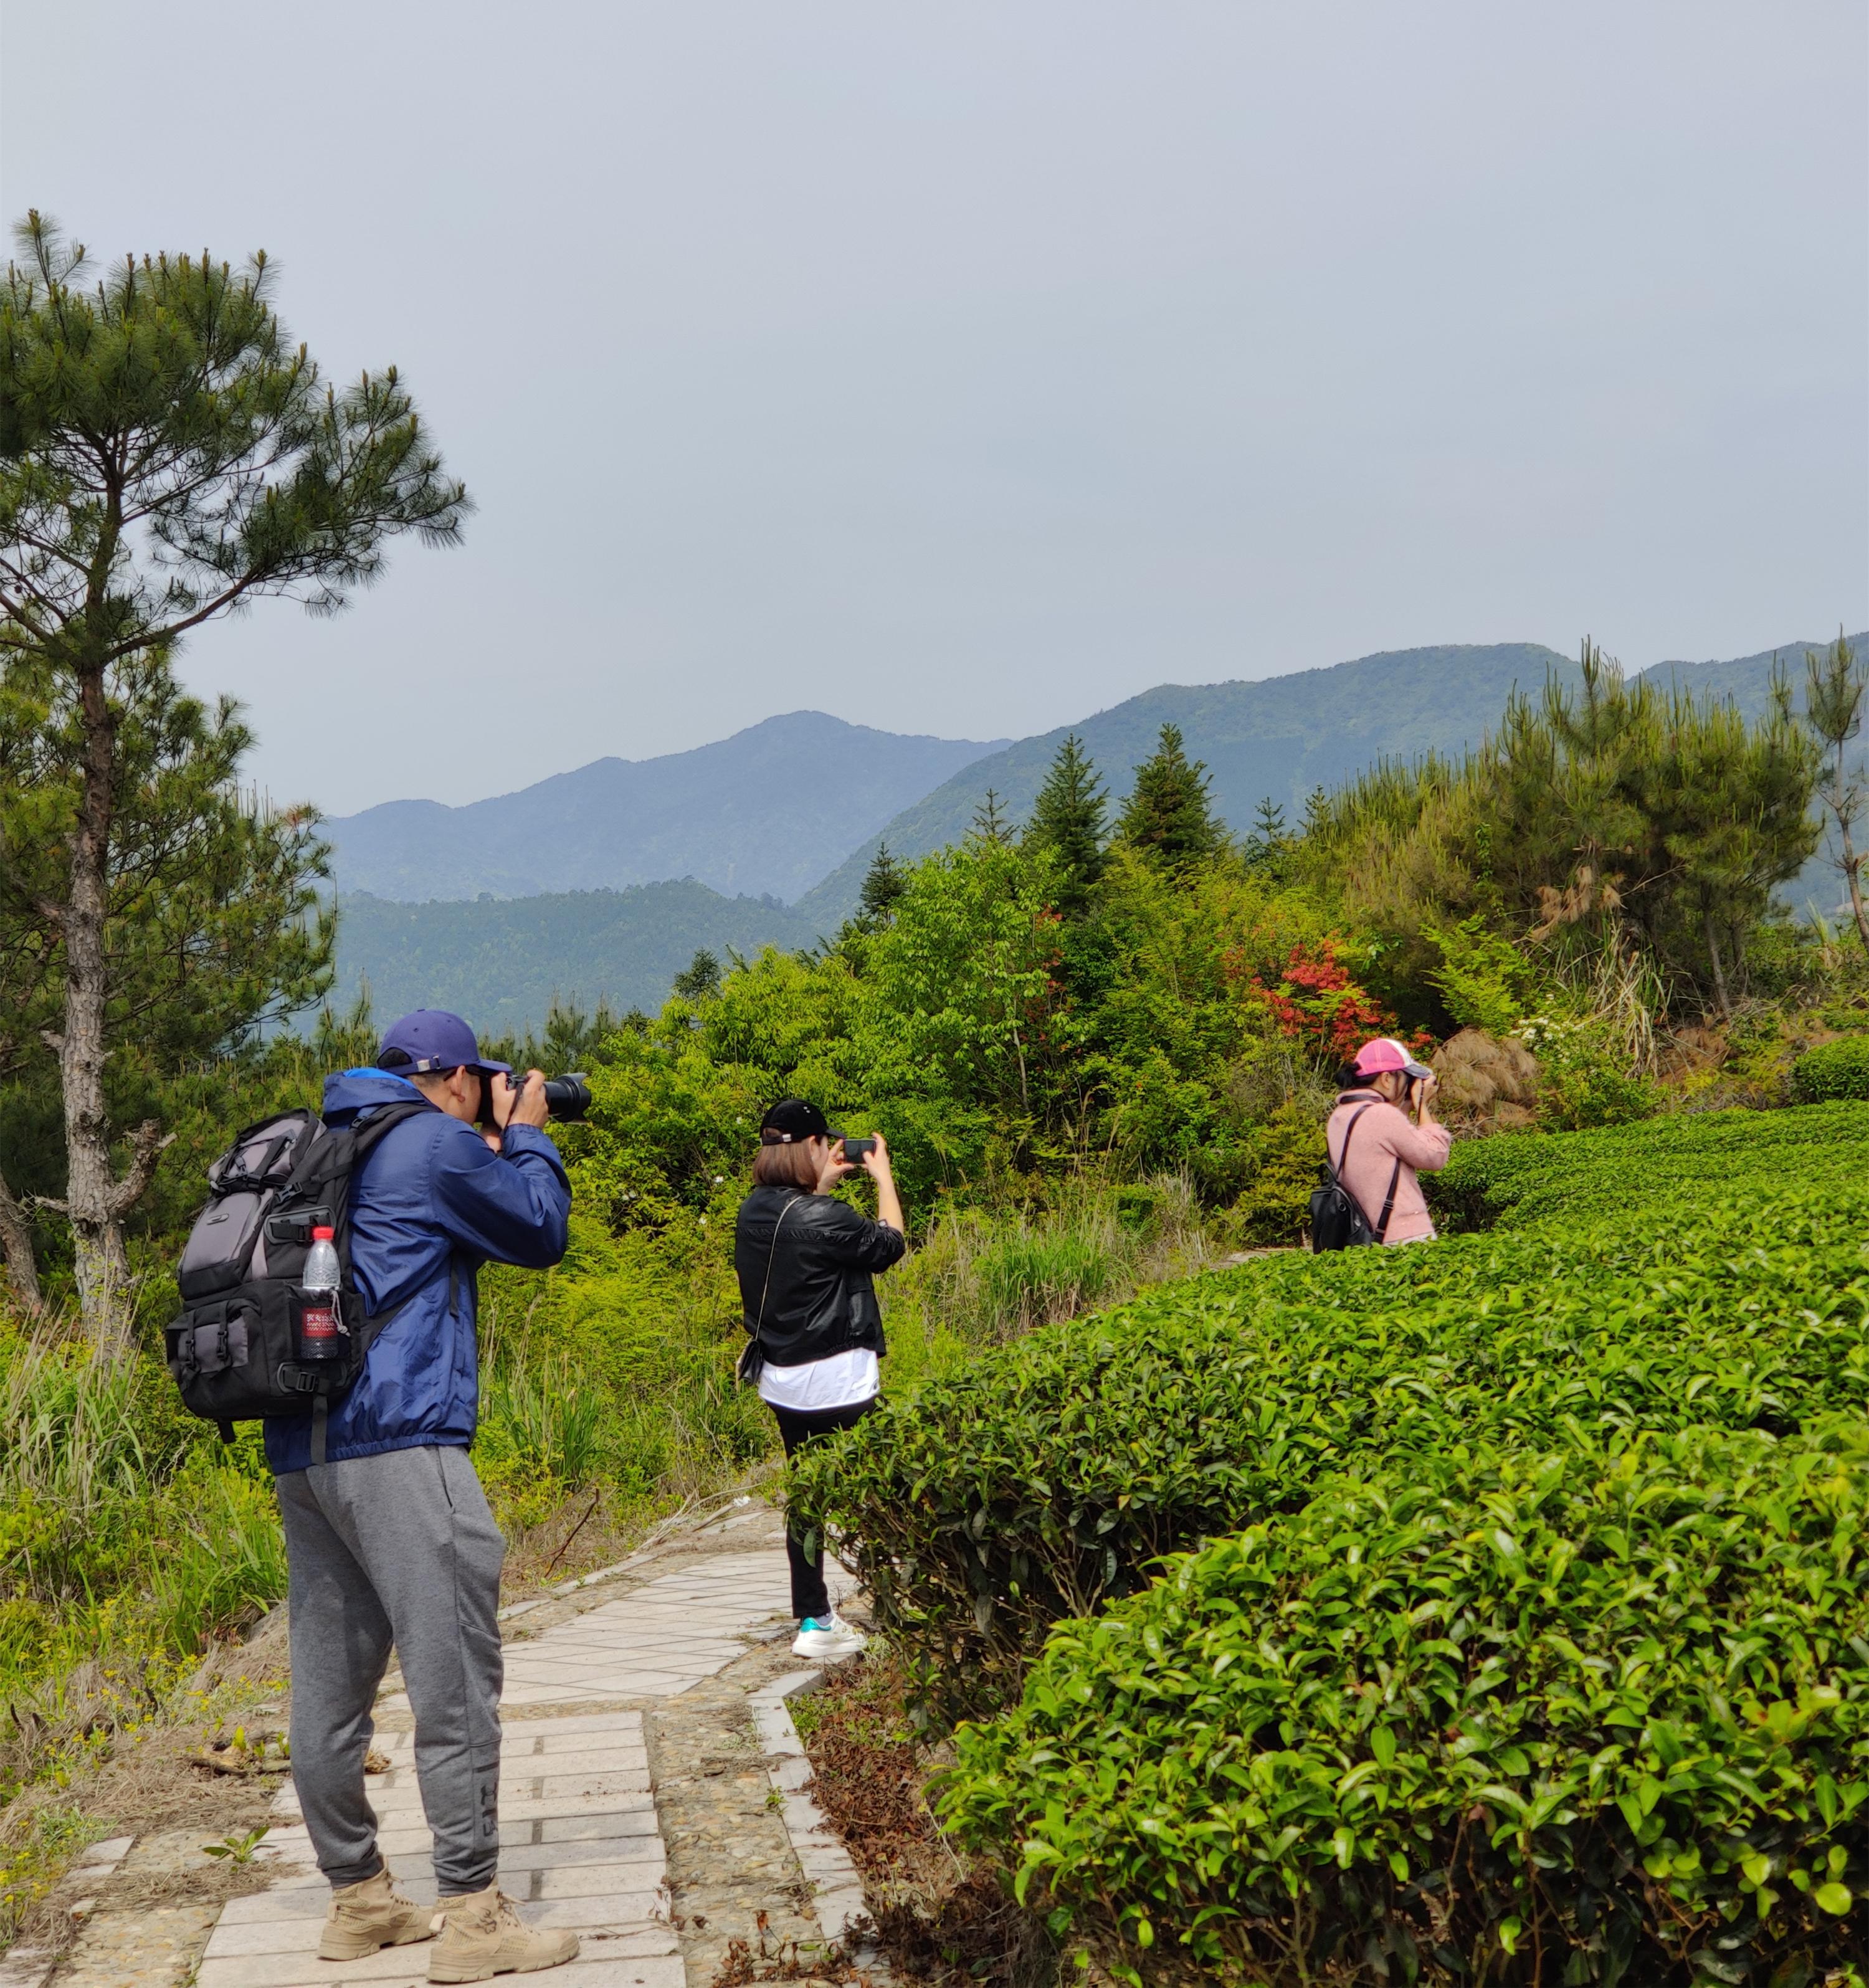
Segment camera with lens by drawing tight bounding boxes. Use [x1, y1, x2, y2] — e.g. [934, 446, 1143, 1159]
[480, 1071, 592, 1126]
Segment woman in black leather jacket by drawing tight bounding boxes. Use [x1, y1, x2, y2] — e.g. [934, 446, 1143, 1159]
[735, 1097, 906, 1658]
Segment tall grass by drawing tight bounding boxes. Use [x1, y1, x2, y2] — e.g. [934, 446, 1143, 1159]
[878, 1176, 1219, 1394]
[0, 1326, 285, 1808]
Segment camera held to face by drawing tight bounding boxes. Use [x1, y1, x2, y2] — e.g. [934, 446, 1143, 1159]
[479, 1072, 592, 1126]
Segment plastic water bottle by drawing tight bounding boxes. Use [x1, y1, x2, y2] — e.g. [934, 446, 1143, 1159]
[298, 1225, 344, 1361]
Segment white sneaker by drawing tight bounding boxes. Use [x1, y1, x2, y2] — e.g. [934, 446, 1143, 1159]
[791, 1610, 867, 1658]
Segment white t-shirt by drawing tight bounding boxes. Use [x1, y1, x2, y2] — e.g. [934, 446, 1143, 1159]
[758, 1347, 880, 1412]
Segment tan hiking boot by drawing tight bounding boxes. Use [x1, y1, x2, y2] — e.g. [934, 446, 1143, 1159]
[318, 1867, 439, 1961]
[428, 1883, 579, 1981]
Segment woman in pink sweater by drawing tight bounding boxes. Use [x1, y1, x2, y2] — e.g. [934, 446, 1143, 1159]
[1324, 1037, 1452, 1245]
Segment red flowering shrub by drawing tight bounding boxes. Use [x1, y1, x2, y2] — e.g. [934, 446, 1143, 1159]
[1233, 939, 1427, 1067]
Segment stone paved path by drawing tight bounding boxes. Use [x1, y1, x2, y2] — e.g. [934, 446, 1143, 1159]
[25, 1503, 862, 1987]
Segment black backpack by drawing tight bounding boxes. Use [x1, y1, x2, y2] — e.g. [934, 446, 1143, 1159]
[166, 1102, 427, 1457]
[1308, 1103, 1402, 1252]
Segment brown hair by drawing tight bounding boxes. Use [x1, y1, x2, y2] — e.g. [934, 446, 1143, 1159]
[753, 1138, 821, 1191]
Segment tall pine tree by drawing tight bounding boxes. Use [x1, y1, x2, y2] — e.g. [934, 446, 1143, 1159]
[1115, 723, 1226, 871]
[0, 216, 467, 1339]
[1023, 732, 1108, 913]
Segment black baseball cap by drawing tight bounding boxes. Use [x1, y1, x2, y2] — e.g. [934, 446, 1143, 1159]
[760, 1098, 830, 1144]
[376, 1010, 511, 1079]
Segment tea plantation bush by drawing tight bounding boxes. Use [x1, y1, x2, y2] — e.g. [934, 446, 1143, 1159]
[1791, 1037, 1869, 1106]
[943, 1427, 1869, 1986]
[1427, 1098, 1869, 1234]
[787, 1151, 1869, 1728]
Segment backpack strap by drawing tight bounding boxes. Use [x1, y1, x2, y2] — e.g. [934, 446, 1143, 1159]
[1371, 1157, 1404, 1243]
[1332, 1101, 1405, 1242]
[310, 1396, 329, 1468]
[1328, 1101, 1379, 1179]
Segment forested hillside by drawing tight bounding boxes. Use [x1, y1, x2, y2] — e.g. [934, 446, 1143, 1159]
[328, 884, 822, 1035]
[797, 634, 1868, 922]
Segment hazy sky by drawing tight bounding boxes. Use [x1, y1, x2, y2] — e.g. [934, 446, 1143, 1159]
[4, 3, 1865, 815]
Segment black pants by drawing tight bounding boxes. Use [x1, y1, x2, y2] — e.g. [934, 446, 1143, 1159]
[772, 1399, 872, 1621]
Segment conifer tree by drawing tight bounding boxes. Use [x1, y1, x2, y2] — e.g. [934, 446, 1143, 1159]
[970, 788, 1014, 845]
[0, 214, 468, 1338]
[1115, 724, 1227, 870]
[1023, 733, 1108, 913]
[672, 949, 723, 1001]
[858, 842, 908, 925]
[1801, 630, 1869, 956]
[1244, 795, 1288, 871]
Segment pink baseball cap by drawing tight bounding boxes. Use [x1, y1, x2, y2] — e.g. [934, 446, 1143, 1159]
[1353, 1037, 1434, 1081]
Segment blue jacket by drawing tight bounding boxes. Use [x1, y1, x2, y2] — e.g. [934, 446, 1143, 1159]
[265, 1070, 571, 1475]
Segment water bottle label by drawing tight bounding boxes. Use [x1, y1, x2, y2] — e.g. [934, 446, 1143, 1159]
[297, 1290, 345, 1360]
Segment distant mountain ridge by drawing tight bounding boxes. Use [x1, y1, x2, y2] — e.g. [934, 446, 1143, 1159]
[326, 711, 1009, 905]
[797, 641, 1575, 921]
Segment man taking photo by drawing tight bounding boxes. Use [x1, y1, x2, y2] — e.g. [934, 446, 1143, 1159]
[267, 1009, 579, 1981]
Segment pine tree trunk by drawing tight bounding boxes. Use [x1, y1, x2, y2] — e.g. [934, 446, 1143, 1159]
[1840, 817, 1869, 959]
[0, 1164, 42, 1313]
[1702, 903, 1732, 1020]
[62, 648, 131, 1345]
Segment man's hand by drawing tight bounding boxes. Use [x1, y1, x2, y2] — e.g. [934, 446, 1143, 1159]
[492, 1070, 550, 1138]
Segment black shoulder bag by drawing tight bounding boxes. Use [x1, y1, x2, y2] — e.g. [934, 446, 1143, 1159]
[1308, 1103, 1402, 1252]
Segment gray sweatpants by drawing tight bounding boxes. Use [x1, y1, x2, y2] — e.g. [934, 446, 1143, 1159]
[275, 1445, 505, 1894]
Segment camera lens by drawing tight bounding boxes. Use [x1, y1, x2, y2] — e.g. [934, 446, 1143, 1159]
[540, 1075, 592, 1122]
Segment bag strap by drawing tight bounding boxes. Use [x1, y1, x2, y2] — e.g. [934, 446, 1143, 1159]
[1372, 1158, 1404, 1243]
[1332, 1100, 1405, 1241]
[1328, 1102, 1379, 1179]
[751, 1196, 802, 1348]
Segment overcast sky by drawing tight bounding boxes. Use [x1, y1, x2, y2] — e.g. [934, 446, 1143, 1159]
[4, 4, 1865, 815]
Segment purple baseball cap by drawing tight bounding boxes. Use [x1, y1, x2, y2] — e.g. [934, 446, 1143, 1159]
[376, 1010, 511, 1078]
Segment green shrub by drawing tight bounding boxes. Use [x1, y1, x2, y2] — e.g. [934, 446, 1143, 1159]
[1428, 1099, 1869, 1234]
[943, 1427, 1869, 1986]
[1792, 1035, 1869, 1104]
[1227, 1102, 1324, 1247]
[1516, 1013, 1657, 1130]
[789, 1163, 1869, 1728]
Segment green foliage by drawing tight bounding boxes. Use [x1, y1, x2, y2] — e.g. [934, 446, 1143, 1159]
[201, 1825, 271, 1866]
[943, 1425, 1869, 1986]
[1115, 724, 1227, 872]
[1791, 1034, 1869, 1104]
[1226, 1102, 1325, 1247]
[1516, 1012, 1658, 1130]
[1421, 914, 1533, 1035]
[1303, 642, 1822, 1017]
[0, 1329, 285, 1776]
[1427, 1098, 1869, 1235]
[788, 1120, 1869, 1729]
